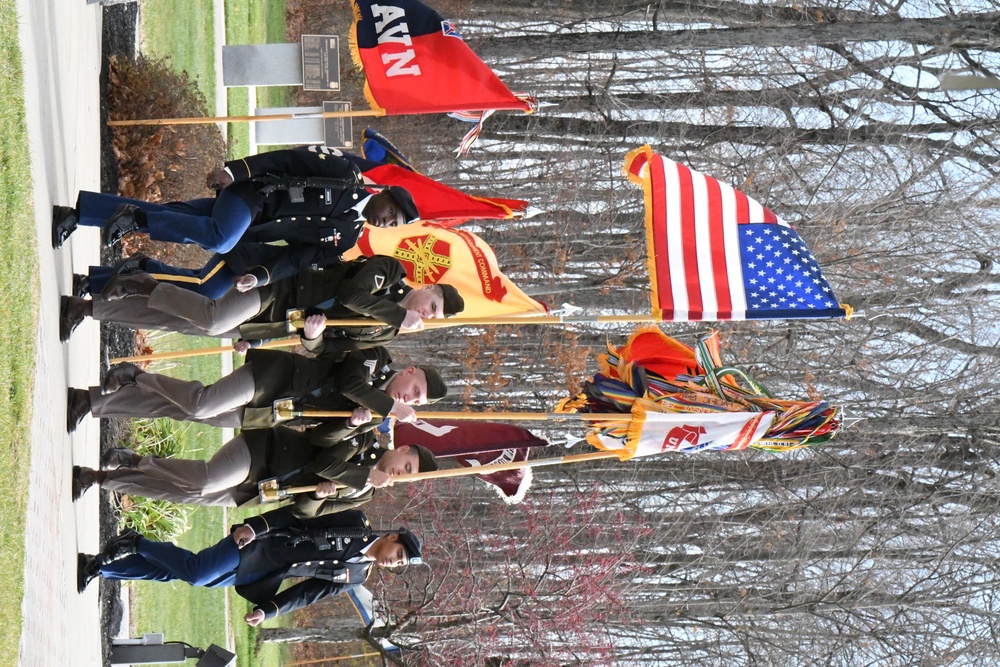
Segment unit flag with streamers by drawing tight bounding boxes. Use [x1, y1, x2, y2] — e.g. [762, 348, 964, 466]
[557, 327, 841, 460]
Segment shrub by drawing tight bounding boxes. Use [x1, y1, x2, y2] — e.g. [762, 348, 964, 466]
[106, 53, 223, 267]
[115, 418, 197, 542]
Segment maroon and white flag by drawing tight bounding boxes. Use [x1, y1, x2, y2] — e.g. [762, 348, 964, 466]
[394, 420, 549, 503]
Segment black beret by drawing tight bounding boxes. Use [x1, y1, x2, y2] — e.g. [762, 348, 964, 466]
[411, 444, 439, 473]
[438, 284, 465, 317]
[396, 528, 422, 565]
[385, 186, 419, 223]
[420, 366, 447, 403]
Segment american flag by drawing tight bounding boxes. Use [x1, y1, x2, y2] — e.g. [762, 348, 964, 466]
[624, 145, 847, 321]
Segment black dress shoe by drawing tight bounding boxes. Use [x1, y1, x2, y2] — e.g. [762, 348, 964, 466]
[101, 362, 143, 395]
[72, 274, 90, 298]
[100, 529, 141, 563]
[100, 446, 141, 470]
[111, 253, 150, 276]
[77, 553, 100, 593]
[102, 204, 144, 248]
[100, 272, 158, 301]
[52, 205, 78, 249]
[72, 464, 97, 500]
[66, 388, 91, 433]
[59, 295, 91, 342]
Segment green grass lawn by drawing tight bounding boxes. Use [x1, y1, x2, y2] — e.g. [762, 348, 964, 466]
[0, 0, 41, 659]
[139, 0, 217, 103]
[139, 0, 292, 158]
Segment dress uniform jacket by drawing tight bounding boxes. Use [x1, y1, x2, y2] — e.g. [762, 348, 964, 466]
[235, 508, 380, 620]
[242, 346, 397, 429]
[241, 427, 383, 517]
[71, 146, 371, 256]
[222, 241, 345, 289]
[239, 256, 412, 353]
[224, 147, 369, 250]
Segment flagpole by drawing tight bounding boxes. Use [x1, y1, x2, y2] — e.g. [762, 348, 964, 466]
[109, 337, 300, 365]
[283, 653, 383, 665]
[107, 109, 386, 127]
[269, 450, 622, 499]
[108, 315, 663, 362]
[281, 409, 625, 423]
[110, 313, 661, 364]
[289, 313, 661, 329]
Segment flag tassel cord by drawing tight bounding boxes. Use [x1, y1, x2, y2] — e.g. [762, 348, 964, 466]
[107, 109, 387, 127]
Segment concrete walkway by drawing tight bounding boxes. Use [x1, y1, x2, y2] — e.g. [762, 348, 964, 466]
[15, 0, 105, 664]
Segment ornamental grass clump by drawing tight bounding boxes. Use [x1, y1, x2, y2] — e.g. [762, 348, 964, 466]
[115, 418, 196, 542]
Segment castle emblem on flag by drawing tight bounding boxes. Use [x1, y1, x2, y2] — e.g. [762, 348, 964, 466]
[392, 234, 453, 284]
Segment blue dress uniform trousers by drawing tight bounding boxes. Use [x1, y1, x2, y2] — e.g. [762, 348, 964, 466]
[99, 535, 261, 587]
[96, 508, 381, 620]
[88, 253, 237, 299]
[76, 187, 254, 254]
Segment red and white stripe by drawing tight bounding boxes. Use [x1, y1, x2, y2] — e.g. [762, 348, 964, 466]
[640, 152, 787, 321]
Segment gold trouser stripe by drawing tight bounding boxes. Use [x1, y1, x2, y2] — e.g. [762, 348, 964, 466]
[148, 260, 227, 286]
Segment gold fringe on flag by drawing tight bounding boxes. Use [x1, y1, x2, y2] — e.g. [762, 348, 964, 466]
[348, 0, 386, 115]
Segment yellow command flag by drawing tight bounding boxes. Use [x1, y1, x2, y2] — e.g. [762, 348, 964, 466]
[344, 222, 548, 317]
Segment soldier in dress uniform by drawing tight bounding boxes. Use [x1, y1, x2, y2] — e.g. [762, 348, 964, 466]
[77, 508, 421, 626]
[71, 425, 438, 519]
[58, 255, 465, 354]
[65, 345, 446, 434]
[51, 145, 418, 254]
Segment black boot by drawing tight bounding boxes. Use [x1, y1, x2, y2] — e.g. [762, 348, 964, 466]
[71, 465, 98, 500]
[102, 204, 145, 248]
[100, 529, 141, 563]
[66, 388, 91, 433]
[77, 553, 99, 593]
[101, 362, 143, 395]
[100, 272, 158, 301]
[111, 253, 149, 276]
[72, 274, 90, 298]
[59, 295, 91, 342]
[52, 205, 78, 249]
[100, 447, 141, 470]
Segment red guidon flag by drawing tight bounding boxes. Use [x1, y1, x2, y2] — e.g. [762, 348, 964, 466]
[395, 420, 550, 503]
[305, 144, 529, 224]
[351, 0, 535, 115]
[360, 164, 526, 225]
[342, 222, 548, 318]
